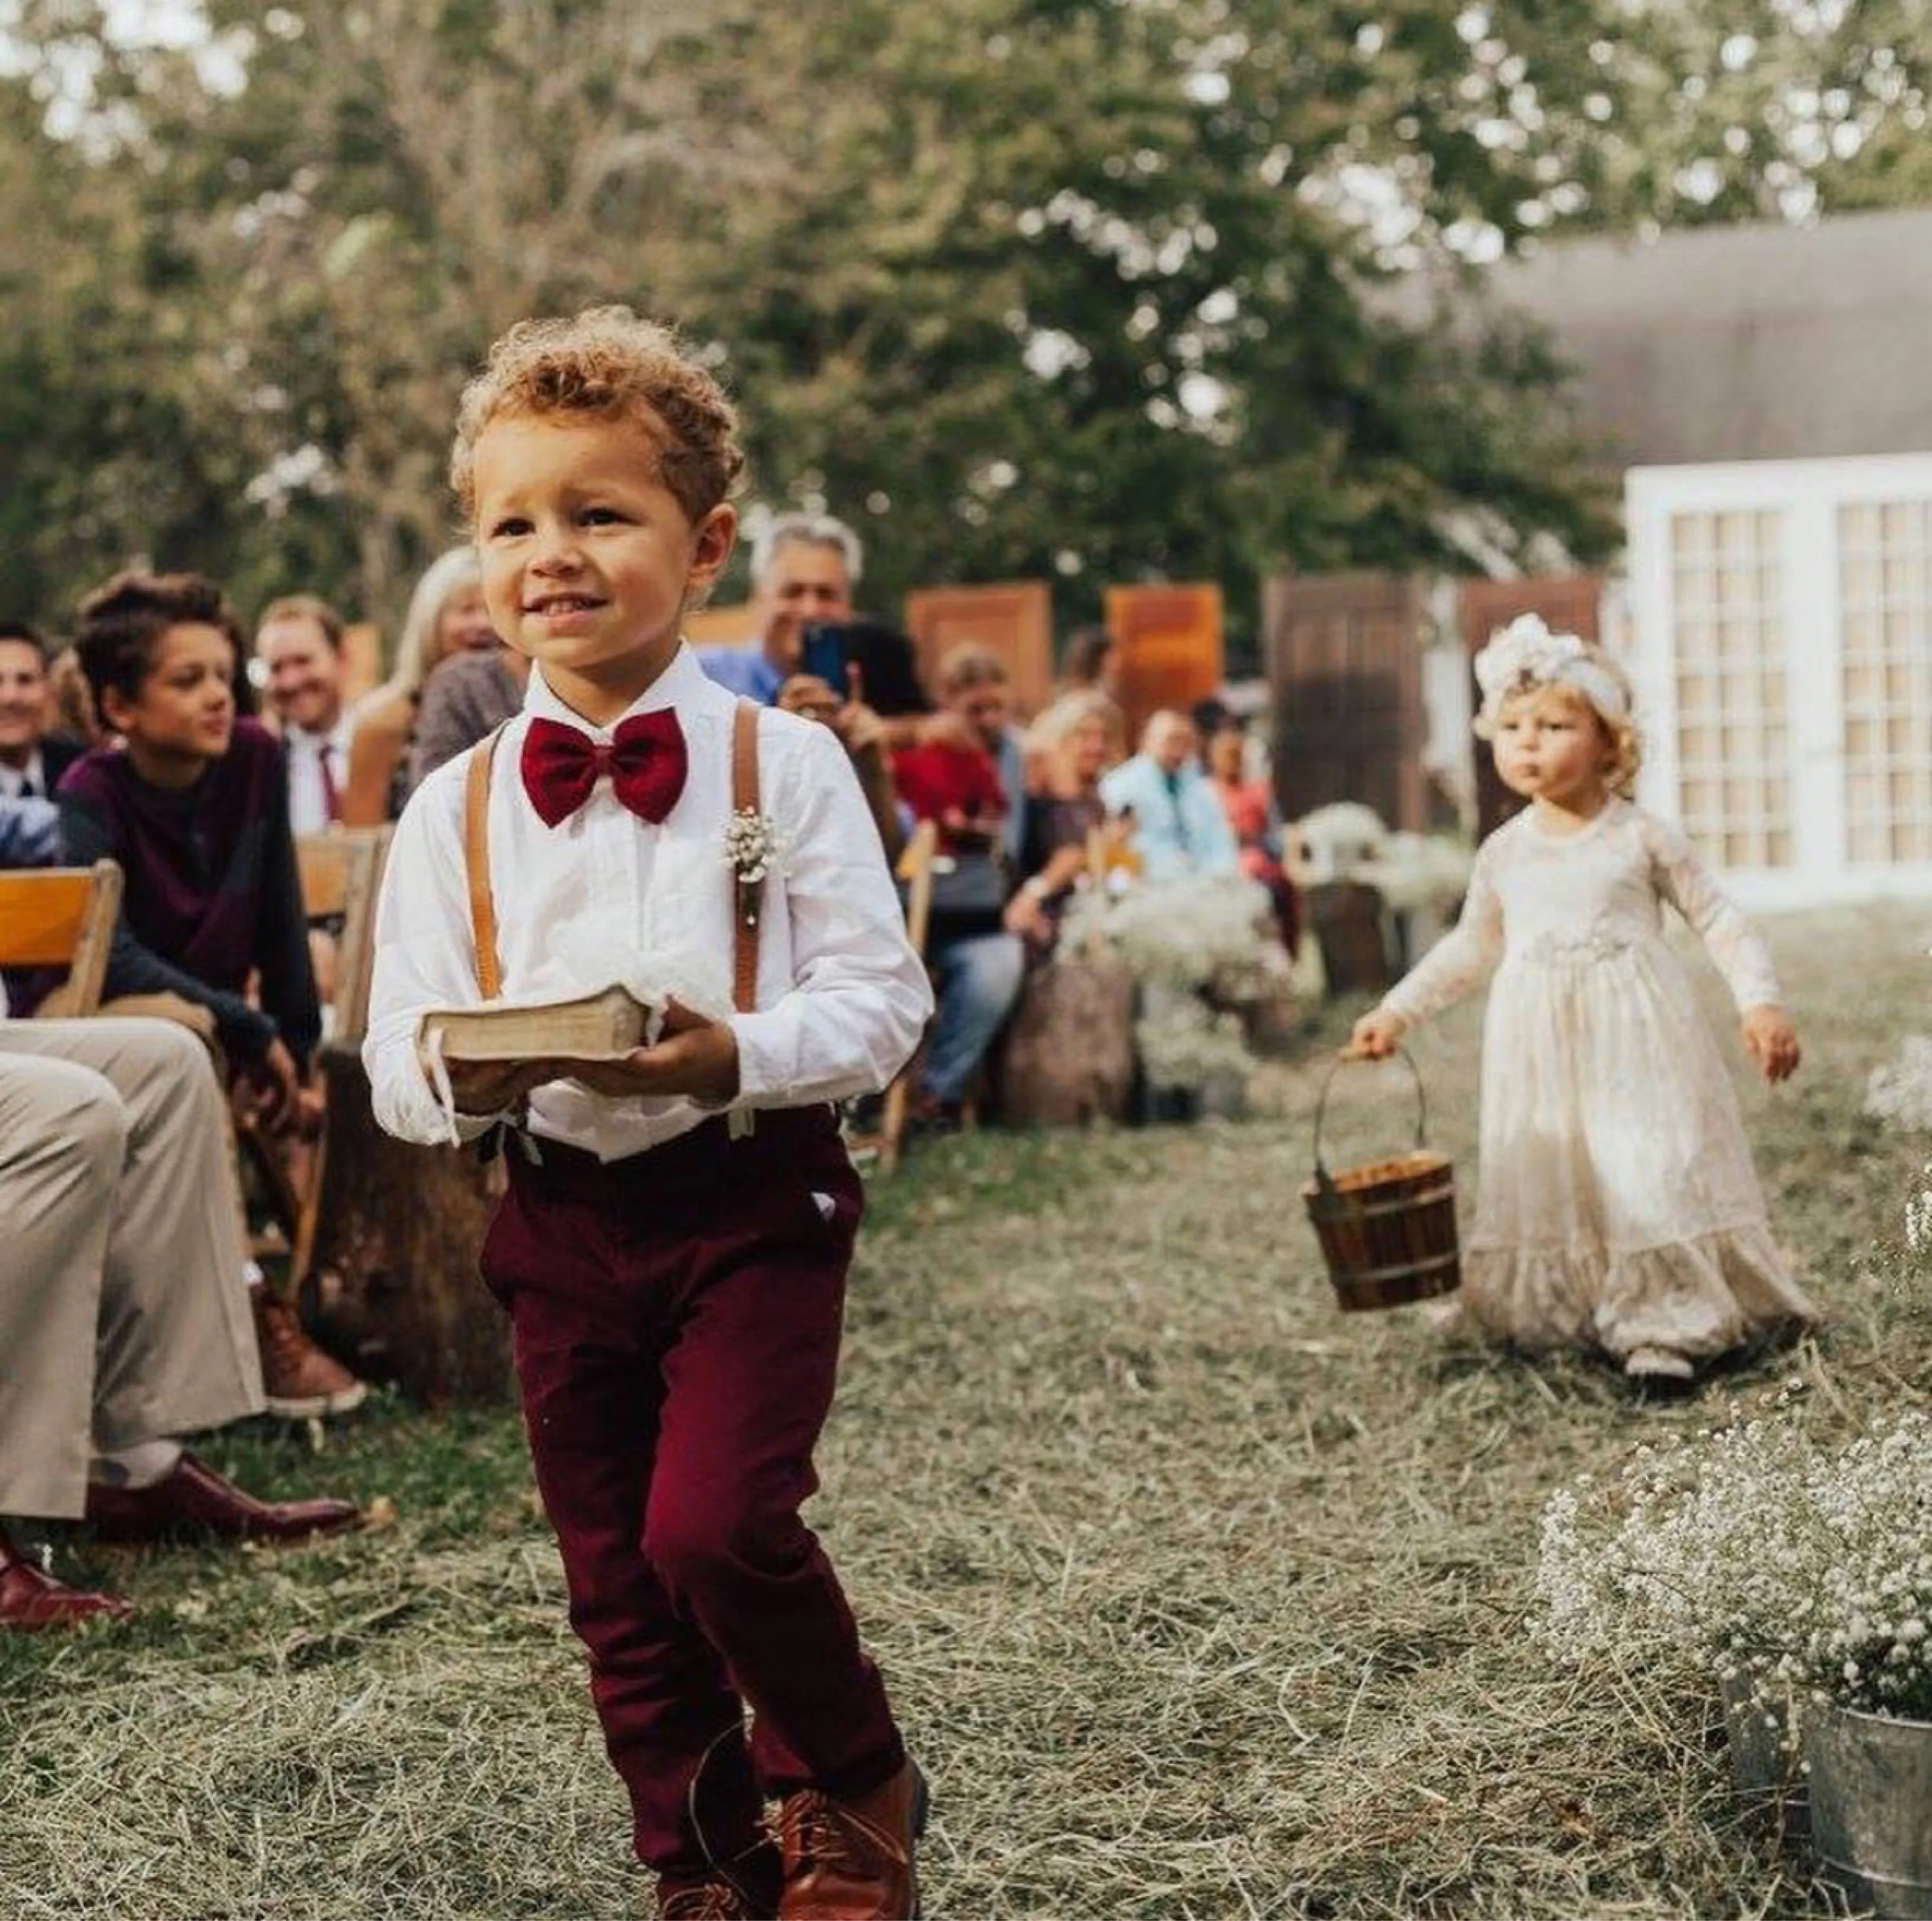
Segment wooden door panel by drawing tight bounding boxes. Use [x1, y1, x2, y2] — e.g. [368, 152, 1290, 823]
[1265, 573, 1427, 830]
[904, 583, 1054, 717]
[1103, 584, 1225, 744]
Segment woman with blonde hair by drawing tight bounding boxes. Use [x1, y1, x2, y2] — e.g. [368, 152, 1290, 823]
[1007, 691, 1127, 949]
[339, 548, 498, 825]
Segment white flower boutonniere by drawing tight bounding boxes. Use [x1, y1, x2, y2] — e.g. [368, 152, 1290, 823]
[723, 808, 790, 929]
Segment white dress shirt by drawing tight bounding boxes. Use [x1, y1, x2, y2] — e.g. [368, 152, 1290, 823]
[284, 716, 354, 837]
[363, 645, 933, 1160]
[0, 749, 49, 801]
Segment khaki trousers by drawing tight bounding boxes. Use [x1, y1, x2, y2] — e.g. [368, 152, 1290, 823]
[0, 1018, 263, 1519]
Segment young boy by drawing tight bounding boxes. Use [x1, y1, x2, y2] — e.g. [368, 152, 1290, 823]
[363, 308, 934, 1921]
[58, 571, 367, 1421]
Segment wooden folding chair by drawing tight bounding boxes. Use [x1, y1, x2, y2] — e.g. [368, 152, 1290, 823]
[296, 828, 389, 1043]
[876, 820, 941, 1173]
[243, 829, 390, 1267]
[296, 829, 388, 1254]
[0, 861, 124, 1014]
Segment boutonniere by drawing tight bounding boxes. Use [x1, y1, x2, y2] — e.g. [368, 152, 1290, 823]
[723, 808, 790, 929]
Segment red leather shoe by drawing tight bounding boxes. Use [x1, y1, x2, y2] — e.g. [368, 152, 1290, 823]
[0, 1528, 132, 1631]
[84, 1453, 361, 1544]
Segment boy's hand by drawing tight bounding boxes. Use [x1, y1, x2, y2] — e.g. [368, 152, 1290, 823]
[243, 1037, 303, 1131]
[439, 1055, 571, 1116]
[1345, 1009, 1408, 1060]
[1742, 1004, 1801, 1083]
[559, 1001, 742, 1105]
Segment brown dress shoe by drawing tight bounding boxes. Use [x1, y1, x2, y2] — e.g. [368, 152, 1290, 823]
[778, 1759, 927, 1920]
[84, 1452, 362, 1544]
[254, 1289, 369, 1419]
[0, 1528, 132, 1631]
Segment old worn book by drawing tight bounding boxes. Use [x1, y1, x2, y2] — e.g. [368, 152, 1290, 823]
[419, 984, 655, 1065]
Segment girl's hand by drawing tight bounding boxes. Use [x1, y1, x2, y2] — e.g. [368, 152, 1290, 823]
[1742, 1004, 1801, 1083]
[1347, 1009, 1408, 1060]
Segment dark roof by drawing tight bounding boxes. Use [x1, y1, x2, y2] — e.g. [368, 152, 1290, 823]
[1476, 205, 1932, 468]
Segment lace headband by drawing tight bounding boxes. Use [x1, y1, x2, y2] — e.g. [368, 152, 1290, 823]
[1473, 614, 1628, 727]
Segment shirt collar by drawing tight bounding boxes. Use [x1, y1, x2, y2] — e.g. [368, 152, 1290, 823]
[0, 748, 44, 796]
[524, 642, 724, 737]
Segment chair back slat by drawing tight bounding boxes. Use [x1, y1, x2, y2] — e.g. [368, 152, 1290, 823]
[296, 828, 389, 1045]
[0, 861, 124, 1013]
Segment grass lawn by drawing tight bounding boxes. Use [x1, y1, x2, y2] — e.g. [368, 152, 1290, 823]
[3, 902, 1929, 1919]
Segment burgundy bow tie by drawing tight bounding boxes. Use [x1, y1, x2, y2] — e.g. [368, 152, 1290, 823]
[520, 712, 688, 828]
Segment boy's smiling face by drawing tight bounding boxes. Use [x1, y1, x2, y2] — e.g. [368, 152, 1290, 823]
[471, 410, 735, 726]
[101, 621, 237, 788]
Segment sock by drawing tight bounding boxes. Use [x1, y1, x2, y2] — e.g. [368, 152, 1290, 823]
[89, 1439, 184, 1490]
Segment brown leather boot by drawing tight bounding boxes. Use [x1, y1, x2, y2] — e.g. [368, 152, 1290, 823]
[777, 1759, 927, 1920]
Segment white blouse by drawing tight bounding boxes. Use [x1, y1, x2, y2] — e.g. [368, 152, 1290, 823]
[363, 646, 933, 1160]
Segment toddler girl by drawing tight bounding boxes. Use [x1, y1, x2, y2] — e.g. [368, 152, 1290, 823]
[1350, 617, 1815, 1384]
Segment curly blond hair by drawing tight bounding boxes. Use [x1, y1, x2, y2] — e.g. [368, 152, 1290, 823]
[1480, 653, 1643, 800]
[450, 307, 746, 522]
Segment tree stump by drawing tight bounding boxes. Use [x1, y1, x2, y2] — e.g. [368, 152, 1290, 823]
[1305, 880, 1392, 996]
[300, 1041, 515, 1405]
[998, 953, 1137, 1126]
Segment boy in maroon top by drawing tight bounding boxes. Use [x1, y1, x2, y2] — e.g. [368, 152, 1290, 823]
[57, 570, 365, 1421]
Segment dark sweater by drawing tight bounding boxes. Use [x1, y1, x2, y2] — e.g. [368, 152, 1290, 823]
[55, 719, 321, 1067]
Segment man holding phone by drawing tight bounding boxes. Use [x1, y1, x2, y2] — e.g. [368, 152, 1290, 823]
[696, 511, 860, 703]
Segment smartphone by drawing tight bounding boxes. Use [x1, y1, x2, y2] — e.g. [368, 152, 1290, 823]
[799, 621, 851, 701]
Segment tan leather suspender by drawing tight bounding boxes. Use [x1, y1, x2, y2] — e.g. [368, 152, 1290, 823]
[464, 700, 764, 1012]
[464, 724, 507, 1001]
[730, 697, 761, 1016]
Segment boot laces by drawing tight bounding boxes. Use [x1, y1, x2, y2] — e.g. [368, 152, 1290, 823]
[659, 1882, 750, 1921]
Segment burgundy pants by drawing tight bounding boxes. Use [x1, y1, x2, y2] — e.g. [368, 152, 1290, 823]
[479, 1106, 905, 1880]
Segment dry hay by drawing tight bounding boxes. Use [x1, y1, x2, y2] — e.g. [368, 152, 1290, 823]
[3, 903, 1928, 1918]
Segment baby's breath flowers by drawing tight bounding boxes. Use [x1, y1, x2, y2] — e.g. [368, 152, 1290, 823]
[1060, 875, 1289, 1096]
[1535, 1401, 1932, 1723]
[723, 809, 789, 929]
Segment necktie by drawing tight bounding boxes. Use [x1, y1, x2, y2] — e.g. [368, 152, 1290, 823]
[520, 711, 688, 828]
[317, 744, 341, 825]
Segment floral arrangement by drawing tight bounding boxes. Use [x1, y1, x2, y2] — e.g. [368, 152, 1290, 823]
[1059, 874, 1289, 1094]
[1535, 1401, 1932, 1721]
[723, 808, 790, 928]
[1472, 612, 1629, 730]
[1864, 1034, 1932, 1132]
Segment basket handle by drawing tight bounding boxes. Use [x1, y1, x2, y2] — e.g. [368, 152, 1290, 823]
[1311, 1046, 1428, 1193]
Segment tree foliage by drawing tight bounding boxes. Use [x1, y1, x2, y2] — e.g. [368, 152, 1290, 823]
[0, 0, 1925, 656]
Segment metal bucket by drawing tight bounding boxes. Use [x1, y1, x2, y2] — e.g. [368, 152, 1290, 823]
[1805, 1701, 1932, 1918]
[1719, 1672, 1808, 1839]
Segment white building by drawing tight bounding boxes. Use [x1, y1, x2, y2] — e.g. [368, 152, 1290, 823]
[1484, 207, 1932, 907]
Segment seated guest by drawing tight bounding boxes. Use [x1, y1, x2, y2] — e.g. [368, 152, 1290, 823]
[1007, 692, 1121, 949]
[1101, 710, 1240, 882]
[697, 510, 860, 703]
[253, 594, 354, 835]
[55, 569, 368, 1420]
[0, 792, 60, 868]
[342, 549, 497, 825]
[933, 645, 1027, 864]
[46, 644, 105, 748]
[0, 1010, 360, 1629]
[776, 670, 909, 864]
[0, 621, 85, 800]
[404, 639, 529, 795]
[1206, 719, 1300, 952]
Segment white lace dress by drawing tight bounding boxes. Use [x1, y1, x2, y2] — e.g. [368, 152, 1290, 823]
[1380, 799, 1815, 1363]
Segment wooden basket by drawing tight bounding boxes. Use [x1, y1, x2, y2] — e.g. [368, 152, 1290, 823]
[1302, 1050, 1460, 1312]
